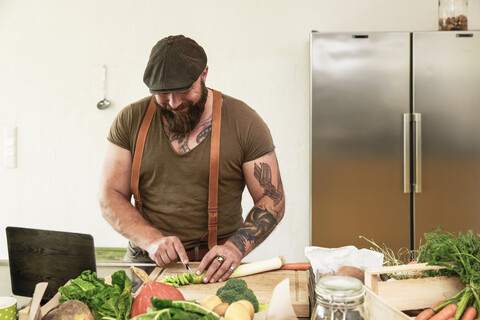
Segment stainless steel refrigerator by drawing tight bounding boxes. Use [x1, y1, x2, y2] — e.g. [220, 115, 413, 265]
[310, 31, 480, 254]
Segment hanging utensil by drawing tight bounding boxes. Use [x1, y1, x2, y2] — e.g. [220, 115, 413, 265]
[97, 64, 111, 110]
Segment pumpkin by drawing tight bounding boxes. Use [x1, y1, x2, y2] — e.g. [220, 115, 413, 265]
[130, 266, 185, 318]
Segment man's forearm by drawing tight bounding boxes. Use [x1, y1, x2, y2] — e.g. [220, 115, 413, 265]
[99, 190, 163, 250]
[227, 204, 282, 257]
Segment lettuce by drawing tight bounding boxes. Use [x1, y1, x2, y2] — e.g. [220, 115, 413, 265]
[58, 270, 132, 320]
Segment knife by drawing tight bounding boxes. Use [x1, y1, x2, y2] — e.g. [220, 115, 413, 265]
[184, 263, 195, 275]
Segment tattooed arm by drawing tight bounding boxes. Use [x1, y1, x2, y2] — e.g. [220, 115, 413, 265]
[228, 150, 285, 256]
[197, 150, 285, 283]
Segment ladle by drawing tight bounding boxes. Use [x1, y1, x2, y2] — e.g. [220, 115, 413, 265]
[97, 65, 111, 110]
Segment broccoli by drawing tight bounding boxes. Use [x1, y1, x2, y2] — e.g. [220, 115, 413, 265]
[216, 279, 259, 312]
[216, 278, 248, 294]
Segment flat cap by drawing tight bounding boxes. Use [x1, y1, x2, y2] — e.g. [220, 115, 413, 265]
[143, 35, 207, 93]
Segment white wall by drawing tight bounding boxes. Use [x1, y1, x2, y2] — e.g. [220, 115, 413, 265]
[1, 0, 479, 262]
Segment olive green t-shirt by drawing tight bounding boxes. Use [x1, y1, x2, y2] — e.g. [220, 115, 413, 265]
[107, 92, 275, 249]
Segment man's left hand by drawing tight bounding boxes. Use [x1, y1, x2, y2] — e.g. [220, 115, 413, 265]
[196, 241, 242, 283]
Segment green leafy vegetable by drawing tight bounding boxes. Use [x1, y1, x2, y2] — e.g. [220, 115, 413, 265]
[417, 228, 480, 319]
[58, 270, 133, 320]
[130, 298, 219, 320]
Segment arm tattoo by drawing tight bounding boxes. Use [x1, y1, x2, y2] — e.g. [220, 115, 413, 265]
[254, 162, 283, 206]
[229, 206, 278, 255]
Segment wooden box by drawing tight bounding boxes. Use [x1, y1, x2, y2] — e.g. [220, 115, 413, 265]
[309, 263, 464, 319]
[364, 263, 464, 316]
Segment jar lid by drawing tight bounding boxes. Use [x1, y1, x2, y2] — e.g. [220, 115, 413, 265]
[315, 275, 365, 302]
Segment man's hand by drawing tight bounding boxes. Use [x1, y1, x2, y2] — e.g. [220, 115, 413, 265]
[196, 242, 242, 283]
[146, 236, 189, 267]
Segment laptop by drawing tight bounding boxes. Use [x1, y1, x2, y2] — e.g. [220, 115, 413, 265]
[6, 226, 97, 301]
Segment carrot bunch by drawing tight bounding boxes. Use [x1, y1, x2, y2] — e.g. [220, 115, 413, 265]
[415, 228, 480, 320]
[416, 301, 477, 320]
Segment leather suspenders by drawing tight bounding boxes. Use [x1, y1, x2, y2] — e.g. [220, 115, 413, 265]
[130, 90, 222, 250]
[206, 90, 222, 249]
[130, 98, 156, 214]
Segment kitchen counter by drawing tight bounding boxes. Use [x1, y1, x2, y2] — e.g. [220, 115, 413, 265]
[0, 260, 311, 318]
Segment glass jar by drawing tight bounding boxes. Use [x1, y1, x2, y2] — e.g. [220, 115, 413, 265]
[311, 276, 366, 320]
[438, 0, 468, 31]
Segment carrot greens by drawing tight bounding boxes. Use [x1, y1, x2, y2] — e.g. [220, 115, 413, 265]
[417, 228, 480, 319]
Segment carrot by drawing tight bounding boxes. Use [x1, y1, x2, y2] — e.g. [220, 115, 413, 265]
[415, 308, 435, 320]
[431, 304, 458, 320]
[459, 306, 477, 320]
[279, 262, 311, 270]
[415, 301, 448, 320]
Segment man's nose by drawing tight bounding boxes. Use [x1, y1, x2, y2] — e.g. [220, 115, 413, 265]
[167, 94, 183, 109]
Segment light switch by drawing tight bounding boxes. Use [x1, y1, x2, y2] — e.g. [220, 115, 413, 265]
[4, 126, 17, 169]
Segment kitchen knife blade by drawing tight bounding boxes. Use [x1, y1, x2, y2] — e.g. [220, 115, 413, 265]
[184, 263, 195, 275]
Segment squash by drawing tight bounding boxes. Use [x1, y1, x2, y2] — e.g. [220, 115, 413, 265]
[130, 266, 185, 318]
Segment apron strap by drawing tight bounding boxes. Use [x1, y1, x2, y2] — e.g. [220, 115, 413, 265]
[130, 90, 223, 250]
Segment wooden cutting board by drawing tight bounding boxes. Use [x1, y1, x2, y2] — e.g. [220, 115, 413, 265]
[148, 262, 310, 318]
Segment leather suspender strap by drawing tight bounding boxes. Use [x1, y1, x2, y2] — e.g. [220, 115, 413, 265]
[130, 90, 223, 250]
[207, 90, 222, 249]
[131, 97, 157, 214]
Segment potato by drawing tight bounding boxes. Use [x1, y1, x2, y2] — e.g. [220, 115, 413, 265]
[336, 265, 365, 284]
[225, 302, 251, 320]
[200, 294, 222, 311]
[212, 302, 229, 317]
[235, 300, 254, 319]
[43, 300, 94, 320]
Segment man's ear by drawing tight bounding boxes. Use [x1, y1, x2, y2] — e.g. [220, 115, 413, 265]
[201, 66, 209, 82]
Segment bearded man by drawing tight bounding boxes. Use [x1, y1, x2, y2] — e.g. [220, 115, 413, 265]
[99, 35, 285, 283]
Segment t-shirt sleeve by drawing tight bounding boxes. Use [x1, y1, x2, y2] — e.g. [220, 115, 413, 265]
[107, 106, 133, 151]
[243, 110, 275, 162]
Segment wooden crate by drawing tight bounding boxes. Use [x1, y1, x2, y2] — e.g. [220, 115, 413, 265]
[364, 286, 411, 320]
[365, 263, 464, 312]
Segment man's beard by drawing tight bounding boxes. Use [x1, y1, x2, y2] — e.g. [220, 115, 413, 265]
[156, 82, 208, 136]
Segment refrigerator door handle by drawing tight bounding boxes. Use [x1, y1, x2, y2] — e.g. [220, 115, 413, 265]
[403, 113, 411, 193]
[413, 113, 422, 193]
